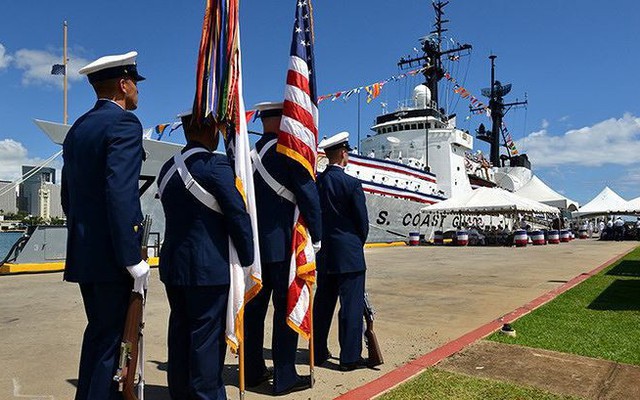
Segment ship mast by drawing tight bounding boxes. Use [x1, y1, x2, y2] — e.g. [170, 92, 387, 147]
[472, 55, 527, 167]
[397, 0, 471, 111]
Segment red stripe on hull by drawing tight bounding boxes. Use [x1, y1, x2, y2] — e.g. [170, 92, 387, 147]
[349, 158, 436, 183]
[363, 187, 437, 204]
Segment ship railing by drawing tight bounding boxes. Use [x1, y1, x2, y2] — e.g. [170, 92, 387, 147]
[395, 98, 439, 112]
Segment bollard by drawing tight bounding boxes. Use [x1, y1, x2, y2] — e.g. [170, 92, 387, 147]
[514, 230, 528, 247]
[548, 230, 560, 244]
[409, 232, 420, 246]
[456, 231, 469, 246]
[531, 230, 545, 245]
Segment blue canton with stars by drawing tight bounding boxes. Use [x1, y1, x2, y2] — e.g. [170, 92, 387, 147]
[289, 0, 317, 103]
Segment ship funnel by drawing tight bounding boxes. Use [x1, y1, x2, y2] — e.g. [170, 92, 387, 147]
[413, 84, 431, 109]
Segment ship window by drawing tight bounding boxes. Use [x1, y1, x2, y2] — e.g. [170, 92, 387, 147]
[393, 125, 398, 132]
[411, 124, 417, 130]
[404, 124, 409, 130]
[418, 123, 424, 129]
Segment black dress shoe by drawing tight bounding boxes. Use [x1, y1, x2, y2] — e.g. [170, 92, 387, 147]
[273, 375, 312, 396]
[315, 351, 332, 366]
[339, 358, 369, 372]
[246, 366, 273, 387]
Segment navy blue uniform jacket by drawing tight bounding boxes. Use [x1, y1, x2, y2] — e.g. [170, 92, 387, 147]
[62, 100, 144, 283]
[317, 165, 369, 274]
[158, 142, 254, 286]
[254, 132, 321, 263]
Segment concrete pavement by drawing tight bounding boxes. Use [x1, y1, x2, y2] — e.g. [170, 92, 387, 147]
[0, 239, 635, 399]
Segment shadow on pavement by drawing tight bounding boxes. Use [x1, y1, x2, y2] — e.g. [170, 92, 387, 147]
[66, 379, 171, 399]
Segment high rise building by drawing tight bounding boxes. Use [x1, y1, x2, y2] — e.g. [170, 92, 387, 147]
[0, 180, 18, 215]
[18, 166, 64, 219]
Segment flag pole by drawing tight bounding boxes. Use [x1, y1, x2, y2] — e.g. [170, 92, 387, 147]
[309, 282, 315, 387]
[239, 328, 245, 400]
[63, 20, 68, 125]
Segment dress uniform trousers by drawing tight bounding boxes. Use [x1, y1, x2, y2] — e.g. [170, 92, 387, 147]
[313, 270, 366, 365]
[244, 261, 299, 392]
[165, 285, 229, 400]
[76, 282, 132, 400]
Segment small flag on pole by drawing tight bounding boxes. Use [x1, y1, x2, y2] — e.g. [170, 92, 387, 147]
[51, 64, 66, 75]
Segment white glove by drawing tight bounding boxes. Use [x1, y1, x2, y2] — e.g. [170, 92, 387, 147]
[126, 260, 150, 295]
[312, 241, 322, 254]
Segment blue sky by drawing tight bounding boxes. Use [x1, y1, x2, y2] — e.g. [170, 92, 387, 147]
[1, 0, 639, 204]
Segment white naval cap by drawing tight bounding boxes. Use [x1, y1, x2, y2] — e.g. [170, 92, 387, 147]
[254, 101, 284, 118]
[318, 131, 352, 151]
[79, 51, 145, 84]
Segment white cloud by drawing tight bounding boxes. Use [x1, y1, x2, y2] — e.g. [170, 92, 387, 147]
[518, 113, 640, 167]
[541, 119, 549, 129]
[13, 48, 88, 88]
[617, 168, 640, 189]
[559, 115, 570, 122]
[0, 139, 61, 181]
[0, 43, 12, 70]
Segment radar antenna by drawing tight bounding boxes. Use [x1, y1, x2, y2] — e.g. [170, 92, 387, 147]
[397, 1, 472, 110]
[472, 55, 528, 167]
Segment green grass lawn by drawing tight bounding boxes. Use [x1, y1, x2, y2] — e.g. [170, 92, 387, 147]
[488, 245, 640, 365]
[379, 368, 581, 400]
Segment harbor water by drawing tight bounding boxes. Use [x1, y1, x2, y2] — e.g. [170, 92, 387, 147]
[0, 232, 22, 259]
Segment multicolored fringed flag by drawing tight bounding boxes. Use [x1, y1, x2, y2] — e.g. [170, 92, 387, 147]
[193, 0, 240, 126]
[277, 0, 318, 339]
[193, 0, 262, 353]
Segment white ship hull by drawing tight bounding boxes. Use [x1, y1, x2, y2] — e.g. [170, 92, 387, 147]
[35, 119, 512, 244]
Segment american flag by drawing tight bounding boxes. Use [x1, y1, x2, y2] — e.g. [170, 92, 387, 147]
[277, 0, 318, 340]
[276, 0, 318, 179]
[51, 64, 66, 75]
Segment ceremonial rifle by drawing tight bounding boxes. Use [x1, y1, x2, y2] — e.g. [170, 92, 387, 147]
[113, 215, 152, 400]
[364, 292, 384, 368]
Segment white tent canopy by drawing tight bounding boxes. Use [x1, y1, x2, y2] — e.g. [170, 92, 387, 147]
[628, 195, 640, 211]
[515, 175, 579, 211]
[573, 187, 638, 217]
[421, 187, 560, 215]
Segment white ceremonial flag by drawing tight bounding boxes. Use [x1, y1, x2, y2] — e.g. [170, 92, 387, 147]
[225, 32, 262, 352]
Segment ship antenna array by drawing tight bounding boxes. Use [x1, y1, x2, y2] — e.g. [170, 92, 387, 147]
[396, 0, 471, 110]
[471, 55, 528, 167]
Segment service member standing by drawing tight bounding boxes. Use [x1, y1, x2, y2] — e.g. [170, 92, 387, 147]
[244, 102, 322, 395]
[61, 51, 149, 400]
[313, 131, 370, 371]
[157, 112, 254, 400]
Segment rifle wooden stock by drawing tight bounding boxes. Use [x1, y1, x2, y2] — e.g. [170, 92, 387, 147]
[363, 292, 384, 367]
[114, 292, 144, 400]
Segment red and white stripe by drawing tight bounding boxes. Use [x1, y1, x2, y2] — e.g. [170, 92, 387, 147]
[278, 2, 319, 339]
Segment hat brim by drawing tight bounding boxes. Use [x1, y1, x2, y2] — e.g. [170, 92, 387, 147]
[324, 142, 352, 152]
[130, 72, 145, 82]
[257, 109, 283, 119]
[87, 64, 145, 84]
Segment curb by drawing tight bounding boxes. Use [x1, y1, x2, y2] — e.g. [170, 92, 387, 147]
[365, 242, 407, 249]
[0, 257, 160, 275]
[336, 247, 634, 400]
